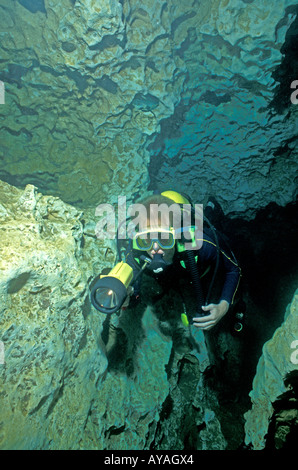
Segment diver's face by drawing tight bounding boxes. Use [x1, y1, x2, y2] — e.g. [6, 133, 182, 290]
[149, 242, 164, 256]
[147, 242, 175, 263]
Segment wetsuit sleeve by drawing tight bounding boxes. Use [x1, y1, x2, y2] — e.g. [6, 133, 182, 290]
[198, 237, 241, 305]
[219, 254, 241, 304]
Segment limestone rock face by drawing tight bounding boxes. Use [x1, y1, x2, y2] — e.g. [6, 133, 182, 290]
[0, 0, 297, 216]
[149, 0, 298, 217]
[0, 180, 226, 450]
[0, 0, 183, 206]
[0, 179, 107, 449]
[244, 289, 298, 450]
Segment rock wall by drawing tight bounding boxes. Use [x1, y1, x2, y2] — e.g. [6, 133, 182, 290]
[148, 0, 298, 217]
[0, 0, 297, 450]
[0, 179, 106, 449]
[0, 0, 297, 216]
[244, 289, 298, 450]
[0, 179, 226, 450]
[0, 0, 186, 207]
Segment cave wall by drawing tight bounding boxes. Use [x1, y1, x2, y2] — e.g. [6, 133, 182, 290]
[0, 0, 297, 216]
[0, 180, 107, 449]
[0, 0, 297, 452]
[244, 289, 298, 450]
[148, 0, 298, 216]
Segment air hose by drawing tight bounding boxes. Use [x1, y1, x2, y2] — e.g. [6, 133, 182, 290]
[185, 249, 205, 317]
[181, 212, 220, 322]
[203, 214, 220, 307]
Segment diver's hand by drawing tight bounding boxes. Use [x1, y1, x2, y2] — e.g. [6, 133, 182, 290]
[192, 300, 229, 331]
[121, 286, 134, 309]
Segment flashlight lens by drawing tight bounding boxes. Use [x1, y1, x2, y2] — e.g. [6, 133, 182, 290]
[91, 275, 128, 314]
[95, 287, 119, 309]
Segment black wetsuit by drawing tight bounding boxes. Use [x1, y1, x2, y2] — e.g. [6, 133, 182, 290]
[193, 228, 241, 305]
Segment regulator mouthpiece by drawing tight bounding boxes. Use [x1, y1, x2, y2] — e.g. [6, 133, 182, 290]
[144, 253, 171, 274]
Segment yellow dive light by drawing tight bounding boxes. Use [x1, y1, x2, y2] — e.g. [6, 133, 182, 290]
[90, 262, 133, 314]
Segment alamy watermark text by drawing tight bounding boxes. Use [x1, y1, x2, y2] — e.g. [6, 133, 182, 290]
[0, 81, 4, 105]
[290, 80, 298, 105]
[0, 341, 5, 365]
[94, 196, 204, 250]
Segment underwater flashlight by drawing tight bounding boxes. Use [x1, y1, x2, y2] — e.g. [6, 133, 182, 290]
[90, 262, 134, 314]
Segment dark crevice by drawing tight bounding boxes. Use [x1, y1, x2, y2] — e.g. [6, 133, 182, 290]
[45, 384, 65, 419]
[0, 170, 59, 193]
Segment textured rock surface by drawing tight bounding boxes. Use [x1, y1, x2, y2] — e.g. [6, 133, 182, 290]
[0, 179, 107, 449]
[0, 0, 297, 450]
[244, 288, 298, 450]
[0, 0, 297, 216]
[148, 0, 298, 217]
[0, 179, 226, 450]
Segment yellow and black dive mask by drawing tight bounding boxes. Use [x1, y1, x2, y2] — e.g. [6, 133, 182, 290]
[132, 228, 176, 251]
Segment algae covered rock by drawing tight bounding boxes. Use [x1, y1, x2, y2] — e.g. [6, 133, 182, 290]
[0, 180, 108, 449]
[244, 289, 298, 449]
[1, 0, 296, 216]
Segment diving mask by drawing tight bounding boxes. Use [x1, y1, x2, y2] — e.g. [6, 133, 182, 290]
[132, 228, 176, 251]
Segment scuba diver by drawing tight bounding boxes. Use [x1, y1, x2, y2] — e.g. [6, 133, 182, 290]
[90, 190, 242, 331]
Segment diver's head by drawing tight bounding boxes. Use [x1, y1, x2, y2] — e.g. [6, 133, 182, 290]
[129, 194, 181, 273]
[132, 226, 176, 273]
